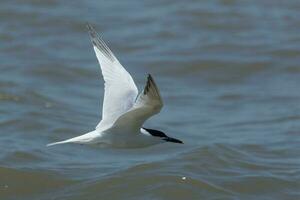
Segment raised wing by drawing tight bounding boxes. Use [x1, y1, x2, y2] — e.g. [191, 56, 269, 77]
[112, 74, 163, 132]
[86, 23, 138, 130]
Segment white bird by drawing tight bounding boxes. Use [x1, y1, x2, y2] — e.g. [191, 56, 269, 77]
[47, 23, 183, 148]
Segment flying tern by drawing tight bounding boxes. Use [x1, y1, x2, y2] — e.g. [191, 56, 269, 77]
[47, 23, 183, 148]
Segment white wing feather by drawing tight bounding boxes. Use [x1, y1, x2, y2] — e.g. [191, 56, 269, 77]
[87, 24, 138, 130]
[112, 74, 163, 133]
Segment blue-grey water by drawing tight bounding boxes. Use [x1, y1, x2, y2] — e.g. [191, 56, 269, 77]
[1, 0, 300, 199]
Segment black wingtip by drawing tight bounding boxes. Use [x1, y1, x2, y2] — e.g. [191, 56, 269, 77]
[147, 74, 154, 83]
[85, 23, 115, 62]
[86, 22, 93, 32]
[86, 23, 97, 39]
[144, 74, 153, 95]
[143, 74, 162, 101]
[86, 22, 91, 28]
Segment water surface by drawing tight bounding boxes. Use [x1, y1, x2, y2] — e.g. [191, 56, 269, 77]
[1, 0, 300, 199]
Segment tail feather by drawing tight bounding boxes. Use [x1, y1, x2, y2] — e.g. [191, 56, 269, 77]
[47, 140, 71, 147]
[47, 130, 99, 147]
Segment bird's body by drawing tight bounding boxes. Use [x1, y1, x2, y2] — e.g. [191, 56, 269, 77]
[47, 23, 182, 148]
[49, 128, 166, 148]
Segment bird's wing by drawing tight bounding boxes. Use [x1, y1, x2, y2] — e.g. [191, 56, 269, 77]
[112, 74, 163, 133]
[86, 23, 138, 130]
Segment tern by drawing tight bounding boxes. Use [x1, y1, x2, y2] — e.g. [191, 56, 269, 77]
[47, 23, 183, 148]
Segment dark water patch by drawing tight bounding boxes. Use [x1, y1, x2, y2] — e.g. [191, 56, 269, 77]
[1, 151, 45, 167]
[0, 81, 18, 89]
[0, 166, 76, 200]
[0, 93, 21, 102]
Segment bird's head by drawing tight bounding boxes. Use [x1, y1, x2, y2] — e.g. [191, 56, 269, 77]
[142, 128, 183, 144]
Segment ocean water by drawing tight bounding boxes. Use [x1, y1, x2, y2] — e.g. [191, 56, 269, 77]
[1, 0, 300, 199]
